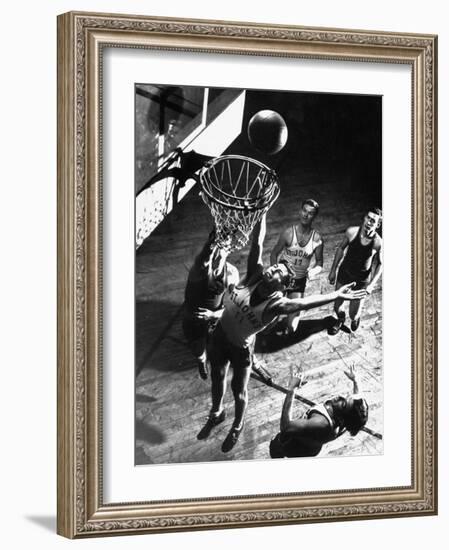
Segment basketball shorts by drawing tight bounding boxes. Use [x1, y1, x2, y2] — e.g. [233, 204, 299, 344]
[208, 323, 254, 371]
[336, 267, 369, 290]
[182, 314, 209, 343]
[287, 276, 307, 295]
[269, 433, 285, 458]
[269, 431, 322, 458]
[182, 305, 220, 344]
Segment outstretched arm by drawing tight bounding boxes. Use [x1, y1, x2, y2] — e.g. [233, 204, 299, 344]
[280, 366, 304, 431]
[245, 213, 267, 282]
[367, 240, 383, 294]
[269, 283, 367, 317]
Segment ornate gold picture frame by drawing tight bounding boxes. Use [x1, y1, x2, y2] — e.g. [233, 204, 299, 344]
[57, 11, 437, 538]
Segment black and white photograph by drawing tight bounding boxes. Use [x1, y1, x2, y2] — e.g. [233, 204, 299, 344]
[135, 85, 383, 465]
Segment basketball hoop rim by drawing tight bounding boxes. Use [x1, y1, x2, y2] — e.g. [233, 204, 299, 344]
[199, 154, 280, 212]
[201, 185, 280, 211]
[203, 154, 273, 171]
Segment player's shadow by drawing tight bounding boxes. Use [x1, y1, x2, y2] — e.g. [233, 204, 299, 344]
[136, 393, 158, 404]
[255, 315, 334, 353]
[136, 299, 190, 375]
[135, 419, 166, 445]
[135, 446, 155, 465]
[136, 300, 181, 350]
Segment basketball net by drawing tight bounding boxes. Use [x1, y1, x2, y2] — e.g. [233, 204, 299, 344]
[199, 155, 280, 252]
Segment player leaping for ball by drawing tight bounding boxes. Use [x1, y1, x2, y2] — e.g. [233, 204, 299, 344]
[328, 208, 383, 335]
[182, 230, 239, 380]
[270, 198, 323, 335]
[197, 213, 367, 453]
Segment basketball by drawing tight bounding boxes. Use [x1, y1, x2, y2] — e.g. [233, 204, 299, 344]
[247, 110, 288, 155]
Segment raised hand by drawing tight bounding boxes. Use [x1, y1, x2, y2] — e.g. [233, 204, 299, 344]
[343, 363, 356, 381]
[343, 363, 360, 394]
[288, 365, 305, 391]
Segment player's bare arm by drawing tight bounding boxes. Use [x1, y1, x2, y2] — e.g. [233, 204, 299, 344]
[268, 283, 367, 319]
[328, 227, 356, 284]
[226, 263, 240, 287]
[280, 366, 304, 431]
[344, 363, 360, 394]
[245, 213, 267, 282]
[366, 238, 383, 294]
[270, 227, 291, 265]
[308, 233, 324, 280]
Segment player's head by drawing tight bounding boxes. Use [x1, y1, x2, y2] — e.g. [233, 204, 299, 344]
[344, 395, 369, 435]
[299, 199, 320, 226]
[362, 208, 382, 234]
[262, 260, 295, 292]
[326, 394, 369, 436]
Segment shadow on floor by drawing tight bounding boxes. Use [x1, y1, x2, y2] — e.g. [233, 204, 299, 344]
[255, 315, 334, 353]
[136, 393, 158, 404]
[136, 300, 185, 375]
[135, 419, 166, 445]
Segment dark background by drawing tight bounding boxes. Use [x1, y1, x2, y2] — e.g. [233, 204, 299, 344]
[227, 88, 382, 208]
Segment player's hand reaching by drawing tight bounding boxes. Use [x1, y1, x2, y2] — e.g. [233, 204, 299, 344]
[328, 270, 336, 285]
[343, 363, 357, 382]
[337, 282, 367, 301]
[343, 362, 360, 394]
[288, 365, 306, 391]
[194, 307, 222, 321]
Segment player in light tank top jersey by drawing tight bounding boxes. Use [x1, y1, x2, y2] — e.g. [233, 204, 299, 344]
[197, 213, 367, 453]
[270, 199, 323, 334]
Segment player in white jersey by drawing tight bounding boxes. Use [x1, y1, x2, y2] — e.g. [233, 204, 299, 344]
[269, 364, 368, 458]
[270, 199, 323, 334]
[197, 213, 366, 453]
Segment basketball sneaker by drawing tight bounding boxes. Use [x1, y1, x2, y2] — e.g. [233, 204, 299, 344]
[197, 410, 226, 440]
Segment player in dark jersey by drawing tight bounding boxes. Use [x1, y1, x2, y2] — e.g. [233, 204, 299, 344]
[197, 214, 367, 453]
[328, 208, 383, 334]
[269, 364, 368, 458]
[182, 230, 239, 380]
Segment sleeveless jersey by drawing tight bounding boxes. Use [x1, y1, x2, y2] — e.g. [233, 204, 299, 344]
[340, 229, 378, 280]
[184, 265, 227, 313]
[220, 282, 282, 348]
[306, 403, 343, 439]
[270, 402, 342, 458]
[280, 226, 319, 278]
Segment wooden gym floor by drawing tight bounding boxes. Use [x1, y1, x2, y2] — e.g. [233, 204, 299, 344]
[135, 143, 383, 465]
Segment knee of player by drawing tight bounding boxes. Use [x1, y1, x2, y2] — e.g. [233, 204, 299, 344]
[232, 388, 248, 403]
